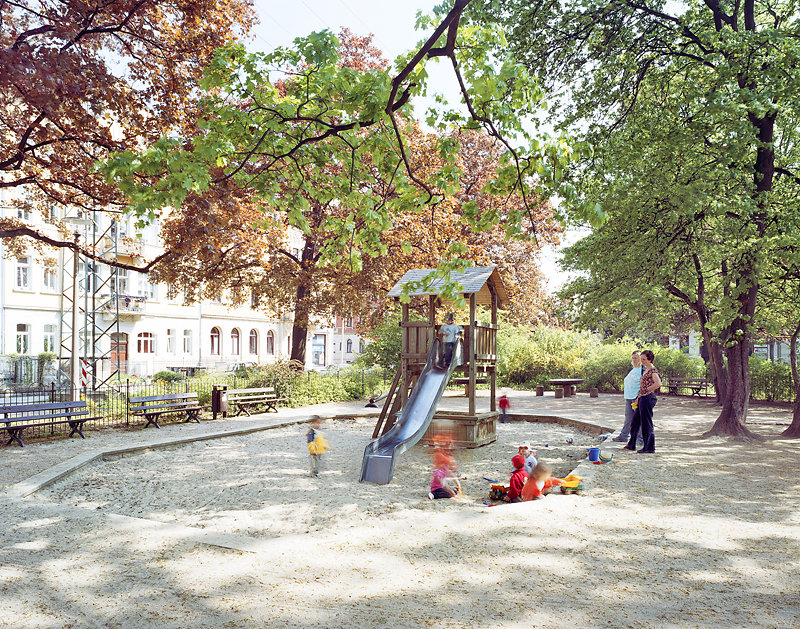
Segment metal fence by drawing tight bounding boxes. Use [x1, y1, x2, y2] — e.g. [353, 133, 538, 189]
[0, 366, 393, 444]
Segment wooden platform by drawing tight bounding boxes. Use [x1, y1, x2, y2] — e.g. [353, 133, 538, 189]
[421, 411, 498, 449]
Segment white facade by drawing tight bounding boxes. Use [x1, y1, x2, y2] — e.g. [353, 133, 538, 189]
[0, 202, 365, 379]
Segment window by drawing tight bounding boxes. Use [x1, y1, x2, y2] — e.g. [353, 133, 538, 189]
[166, 329, 176, 354]
[265, 330, 274, 355]
[138, 274, 156, 300]
[166, 284, 178, 301]
[346, 339, 353, 353]
[17, 208, 30, 220]
[210, 327, 221, 355]
[250, 293, 260, 308]
[211, 291, 222, 304]
[16, 257, 31, 289]
[43, 324, 57, 353]
[345, 316, 353, 328]
[250, 329, 260, 355]
[183, 329, 192, 354]
[111, 268, 128, 294]
[231, 328, 241, 355]
[137, 332, 155, 354]
[312, 334, 326, 367]
[43, 266, 58, 292]
[16, 324, 30, 354]
[359, 339, 365, 353]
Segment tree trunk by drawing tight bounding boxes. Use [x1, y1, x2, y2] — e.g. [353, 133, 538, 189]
[700, 328, 727, 404]
[289, 236, 317, 369]
[781, 322, 800, 437]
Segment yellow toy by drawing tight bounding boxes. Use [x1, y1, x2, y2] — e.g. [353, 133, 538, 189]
[559, 474, 584, 494]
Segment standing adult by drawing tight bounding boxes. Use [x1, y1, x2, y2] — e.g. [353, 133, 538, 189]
[612, 351, 645, 446]
[625, 349, 661, 453]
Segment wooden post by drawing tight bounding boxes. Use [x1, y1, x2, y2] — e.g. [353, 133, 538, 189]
[401, 302, 409, 407]
[469, 293, 476, 416]
[429, 295, 437, 364]
[489, 284, 497, 412]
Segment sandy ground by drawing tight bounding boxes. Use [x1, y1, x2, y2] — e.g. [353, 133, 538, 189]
[1, 391, 799, 628]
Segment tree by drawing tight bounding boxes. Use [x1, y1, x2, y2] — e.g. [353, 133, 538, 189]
[102, 7, 580, 364]
[480, 0, 800, 438]
[0, 0, 254, 265]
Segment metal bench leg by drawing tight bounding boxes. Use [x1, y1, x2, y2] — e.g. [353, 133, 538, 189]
[68, 421, 86, 439]
[186, 410, 201, 423]
[7, 428, 24, 447]
[144, 414, 160, 429]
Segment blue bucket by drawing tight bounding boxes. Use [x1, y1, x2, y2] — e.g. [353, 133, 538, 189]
[587, 447, 600, 462]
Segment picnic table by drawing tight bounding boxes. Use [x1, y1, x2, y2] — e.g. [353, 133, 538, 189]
[548, 378, 584, 397]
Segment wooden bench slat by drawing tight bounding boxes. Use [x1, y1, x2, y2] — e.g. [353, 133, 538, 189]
[0, 401, 96, 447]
[225, 388, 275, 395]
[129, 393, 199, 403]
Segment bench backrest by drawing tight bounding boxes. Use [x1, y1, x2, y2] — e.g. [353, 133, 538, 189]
[129, 392, 199, 405]
[226, 387, 275, 396]
[0, 401, 88, 417]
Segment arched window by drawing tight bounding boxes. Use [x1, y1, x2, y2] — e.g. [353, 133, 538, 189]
[345, 316, 353, 328]
[231, 328, 241, 355]
[346, 339, 353, 353]
[359, 339, 365, 353]
[210, 327, 221, 355]
[266, 330, 275, 355]
[137, 332, 155, 354]
[249, 329, 259, 355]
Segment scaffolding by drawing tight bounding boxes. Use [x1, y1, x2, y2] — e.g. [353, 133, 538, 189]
[58, 210, 122, 393]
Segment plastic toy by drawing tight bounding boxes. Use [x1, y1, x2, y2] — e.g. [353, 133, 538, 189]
[587, 447, 601, 462]
[597, 432, 612, 442]
[559, 474, 584, 494]
[599, 450, 613, 463]
[489, 484, 507, 500]
[565, 434, 574, 444]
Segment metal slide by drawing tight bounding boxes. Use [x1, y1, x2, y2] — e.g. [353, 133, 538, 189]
[360, 338, 463, 484]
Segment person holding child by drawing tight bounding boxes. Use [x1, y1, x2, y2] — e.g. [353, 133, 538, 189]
[521, 463, 564, 501]
[502, 454, 528, 502]
[625, 349, 661, 454]
[612, 350, 645, 446]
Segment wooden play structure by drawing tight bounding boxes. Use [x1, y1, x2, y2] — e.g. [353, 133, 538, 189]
[371, 265, 507, 448]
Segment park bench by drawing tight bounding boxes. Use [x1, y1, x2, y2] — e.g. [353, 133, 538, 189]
[452, 377, 488, 397]
[666, 378, 711, 397]
[129, 392, 204, 429]
[223, 387, 287, 417]
[0, 401, 99, 447]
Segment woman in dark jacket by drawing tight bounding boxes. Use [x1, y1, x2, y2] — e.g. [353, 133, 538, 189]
[625, 349, 661, 453]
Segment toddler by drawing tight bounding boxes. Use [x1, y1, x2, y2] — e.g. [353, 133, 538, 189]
[521, 462, 563, 501]
[518, 441, 538, 474]
[306, 416, 329, 477]
[502, 454, 528, 502]
[498, 389, 510, 423]
[429, 450, 458, 499]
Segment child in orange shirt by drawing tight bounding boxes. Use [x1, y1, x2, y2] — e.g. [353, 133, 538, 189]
[521, 462, 563, 501]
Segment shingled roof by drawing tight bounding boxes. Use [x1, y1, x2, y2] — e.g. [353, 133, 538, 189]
[386, 265, 507, 306]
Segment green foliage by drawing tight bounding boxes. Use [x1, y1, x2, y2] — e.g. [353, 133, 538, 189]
[652, 348, 703, 380]
[749, 356, 795, 402]
[579, 341, 643, 392]
[353, 311, 407, 371]
[496, 323, 591, 386]
[153, 370, 185, 383]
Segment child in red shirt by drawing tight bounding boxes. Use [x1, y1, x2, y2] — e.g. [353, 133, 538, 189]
[498, 389, 510, 423]
[502, 454, 527, 502]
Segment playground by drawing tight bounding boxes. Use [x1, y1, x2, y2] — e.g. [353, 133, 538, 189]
[1, 391, 798, 628]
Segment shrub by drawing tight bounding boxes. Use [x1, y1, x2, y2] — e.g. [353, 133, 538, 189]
[749, 356, 794, 402]
[580, 341, 642, 392]
[153, 369, 184, 383]
[652, 347, 703, 379]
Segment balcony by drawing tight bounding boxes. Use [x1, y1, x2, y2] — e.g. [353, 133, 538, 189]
[100, 294, 146, 318]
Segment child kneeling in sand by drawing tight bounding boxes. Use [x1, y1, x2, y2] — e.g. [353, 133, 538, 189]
[429, 450, 459, 499]
[521, 462, 563, 501]
[502, 454, 528, 503]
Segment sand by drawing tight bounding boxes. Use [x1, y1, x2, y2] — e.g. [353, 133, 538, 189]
[1, 392, 799, 628]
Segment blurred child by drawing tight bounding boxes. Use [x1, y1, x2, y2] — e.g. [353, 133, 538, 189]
[521, 462, 564, 501]
[306, 416, 329, 478]
[498, 389, 510, 423]
[518, 441, 538, 474]
[502, 454, 528, 502]
[429, 450, 458, 499]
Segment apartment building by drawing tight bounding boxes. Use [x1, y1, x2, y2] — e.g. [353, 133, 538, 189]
[0, 199, 365, 380]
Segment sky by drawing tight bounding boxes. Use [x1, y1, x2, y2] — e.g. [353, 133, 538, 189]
[248, 1, 582, 293]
